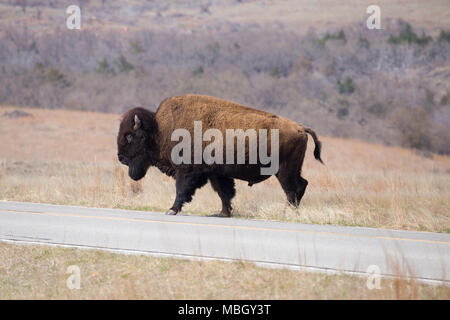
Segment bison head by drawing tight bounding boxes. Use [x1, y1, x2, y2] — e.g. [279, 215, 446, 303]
[117, 108, 158, 181]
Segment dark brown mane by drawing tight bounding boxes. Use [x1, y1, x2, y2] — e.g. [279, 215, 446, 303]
[118, 107, 175, 177]
[120, 107, 158, 134]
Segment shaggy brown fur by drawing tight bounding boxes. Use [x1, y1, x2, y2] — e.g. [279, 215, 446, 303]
[117, 94, 323, 217]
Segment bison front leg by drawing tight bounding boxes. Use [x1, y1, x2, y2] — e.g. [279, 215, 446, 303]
[165, 172, 208, 215]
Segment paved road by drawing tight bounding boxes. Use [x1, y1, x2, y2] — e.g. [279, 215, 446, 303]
[0, 201, 449, 284]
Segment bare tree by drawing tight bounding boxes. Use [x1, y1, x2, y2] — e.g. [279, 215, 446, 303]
[78, 0, 90, 10]
[14, 0, 27, 13]
[200, 2, 211, 14]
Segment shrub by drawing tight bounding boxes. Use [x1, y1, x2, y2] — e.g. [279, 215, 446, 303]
[192, 66, 204, 76]
[336, 99, 350, 119]
[115, 55, 135, 73]
[314, 30, 347, 46]
[337, 107, 349, 119]
[336, 77, 355, 95]
[437, 30, 450, 43]
[95, 58, 115, 75]
[28, 41, 39, 54]
[440, 92, 450, 105]
[367, 103, 387, 118]
[425, 89, 435, 108]
[388, 24, 433, 46]
[33, 64, 70, 88]
[358, 36, 370, 49]
[293, 54, 313, 74]
[319, 62, 336, 77]
[131, 40, 144, 54]
[269, 67, 280, 78]
[393, 107, 432, 151]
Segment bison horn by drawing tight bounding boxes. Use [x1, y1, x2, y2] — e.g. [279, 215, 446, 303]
[134, 114, 141, 130]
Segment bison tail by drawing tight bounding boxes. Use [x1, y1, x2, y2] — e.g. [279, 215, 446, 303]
[304, 127, 324, 165]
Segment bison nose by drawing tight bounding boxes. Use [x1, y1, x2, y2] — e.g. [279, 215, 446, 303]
[118, 154, 128, 165]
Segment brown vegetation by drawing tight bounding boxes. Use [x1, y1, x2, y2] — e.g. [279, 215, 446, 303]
[1, 242, 448, 299]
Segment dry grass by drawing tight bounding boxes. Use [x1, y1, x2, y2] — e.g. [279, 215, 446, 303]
[1, 106, 449, 232]
[2, 0, 449, 34]
[0, 242, 448, 299]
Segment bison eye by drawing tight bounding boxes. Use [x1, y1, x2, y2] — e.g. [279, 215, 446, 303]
[126, 134, 133, 143]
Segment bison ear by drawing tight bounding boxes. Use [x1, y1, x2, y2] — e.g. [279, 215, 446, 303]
[133, 114, 141, 130]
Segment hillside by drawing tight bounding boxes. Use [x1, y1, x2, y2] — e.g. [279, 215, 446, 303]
[0, 0, 449, 154]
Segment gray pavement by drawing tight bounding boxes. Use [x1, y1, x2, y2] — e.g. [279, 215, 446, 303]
[0, 201, 449, 284]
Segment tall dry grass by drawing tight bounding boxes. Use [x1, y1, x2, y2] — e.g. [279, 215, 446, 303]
[1, 157, 449, 232]
[0, 242, 448, 299]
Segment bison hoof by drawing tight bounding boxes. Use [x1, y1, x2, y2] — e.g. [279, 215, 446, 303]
[165, 209, 178, 215]
[212, 212, 231, 218]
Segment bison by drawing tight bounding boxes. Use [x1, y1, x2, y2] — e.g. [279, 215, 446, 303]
[117, 94, 323, 217]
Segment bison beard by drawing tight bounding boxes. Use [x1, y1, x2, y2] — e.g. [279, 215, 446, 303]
[117, 94, 324, 217]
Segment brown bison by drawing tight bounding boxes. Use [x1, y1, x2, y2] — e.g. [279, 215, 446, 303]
[117, 94, 323, 217]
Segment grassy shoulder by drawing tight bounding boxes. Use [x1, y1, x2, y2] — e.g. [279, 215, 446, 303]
[1, 159, 449, 232]
[0, 242, 448, 299]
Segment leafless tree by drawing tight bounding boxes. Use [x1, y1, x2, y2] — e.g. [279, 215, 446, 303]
[14, 0, 27, 13]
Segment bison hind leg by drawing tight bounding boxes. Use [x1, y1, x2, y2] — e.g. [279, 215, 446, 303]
[276, 171, 308, 208]
[209, 176, 236, 217]
[295, 176, 308, 205]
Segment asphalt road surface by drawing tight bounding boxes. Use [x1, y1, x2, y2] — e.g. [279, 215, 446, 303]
[0, 201, 449, 284]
